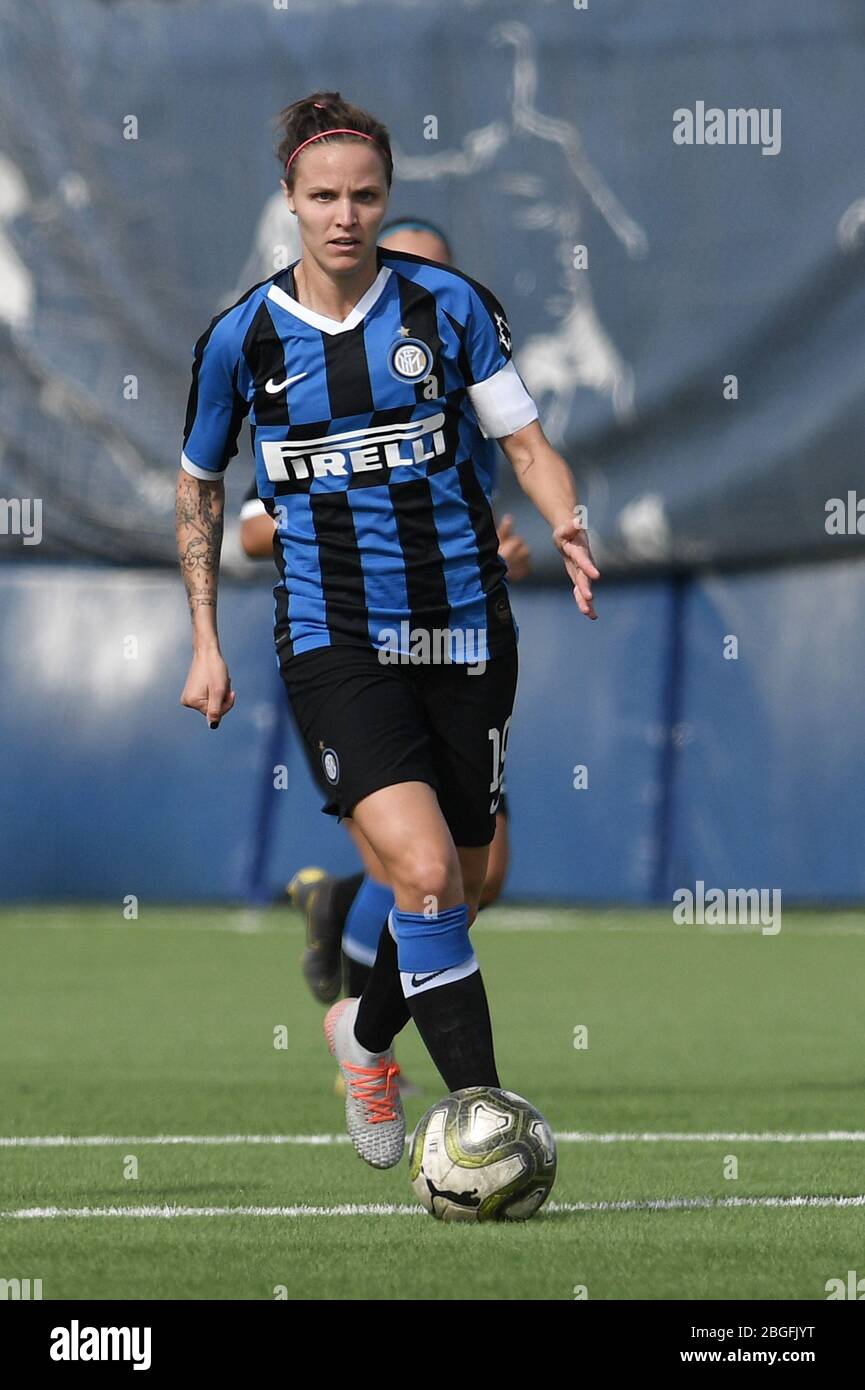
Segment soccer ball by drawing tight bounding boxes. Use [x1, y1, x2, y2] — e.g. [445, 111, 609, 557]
[409, 1086, 557, 1222]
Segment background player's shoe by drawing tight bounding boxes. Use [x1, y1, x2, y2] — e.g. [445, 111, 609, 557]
[285, 865, 327, 911]
[324, 998, 405, 1169]
[288, 867, 344, 1004]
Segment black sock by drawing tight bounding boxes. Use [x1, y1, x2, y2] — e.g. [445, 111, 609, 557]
[353, 923, 411, 1053]
[331, 872, 365, 929]
[406, 970, 500, 1091]
[342, 951, 372, 998]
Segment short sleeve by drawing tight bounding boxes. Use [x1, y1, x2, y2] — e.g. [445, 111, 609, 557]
[181, 313, 251, 480]
[463, 284, 539, 441]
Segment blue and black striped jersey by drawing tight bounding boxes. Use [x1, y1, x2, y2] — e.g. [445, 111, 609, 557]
[182, 247, 538, 660]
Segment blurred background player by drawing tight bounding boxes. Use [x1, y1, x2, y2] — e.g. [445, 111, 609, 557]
[239, 215, 531, 1095]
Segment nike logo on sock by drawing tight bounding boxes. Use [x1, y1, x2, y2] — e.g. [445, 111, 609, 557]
[410, 969, 447, 988]
[265, 372, 308, 394]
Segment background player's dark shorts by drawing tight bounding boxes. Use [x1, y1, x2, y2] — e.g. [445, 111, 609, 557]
[278, 640, 518, 848]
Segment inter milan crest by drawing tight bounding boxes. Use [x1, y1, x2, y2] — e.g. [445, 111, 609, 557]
[321, 747, 340, 785]
[387, 336, 434, 382]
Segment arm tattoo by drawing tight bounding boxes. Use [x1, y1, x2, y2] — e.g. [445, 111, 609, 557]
[175, 471, 224, 617]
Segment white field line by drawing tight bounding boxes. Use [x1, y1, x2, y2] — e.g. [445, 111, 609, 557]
[3, 1194, 865, 1220]
[3, 914, 282, 935]
[3, 1130, 865, 1149]
[5, 911, 865, 937]
[0, 913, 595, 936]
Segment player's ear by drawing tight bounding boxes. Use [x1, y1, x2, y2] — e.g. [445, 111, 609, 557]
[280, 179, 296, 215]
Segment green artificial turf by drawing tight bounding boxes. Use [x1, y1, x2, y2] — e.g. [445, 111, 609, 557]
[1, 905, 863, 1299]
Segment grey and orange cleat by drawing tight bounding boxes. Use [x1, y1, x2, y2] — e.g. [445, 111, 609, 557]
[324, 998, 405, 1169]
[334, 1062, 423, 1099]
[287, 867, 343, 1005]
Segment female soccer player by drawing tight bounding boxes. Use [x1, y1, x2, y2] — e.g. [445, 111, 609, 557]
[176, 92, 599, 1170]
[239, 216, 530, 1019]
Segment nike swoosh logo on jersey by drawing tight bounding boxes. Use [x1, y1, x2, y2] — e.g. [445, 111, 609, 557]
[265, 372, 308, 394]
[410, 969, 447, 988]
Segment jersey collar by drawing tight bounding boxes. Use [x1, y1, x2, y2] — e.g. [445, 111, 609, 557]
[267, 254, 391, 335]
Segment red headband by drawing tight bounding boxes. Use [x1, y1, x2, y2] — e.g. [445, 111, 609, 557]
[285, 128, 382, 175]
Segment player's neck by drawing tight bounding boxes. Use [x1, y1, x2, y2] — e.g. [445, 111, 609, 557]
[292, 252, 380, 323]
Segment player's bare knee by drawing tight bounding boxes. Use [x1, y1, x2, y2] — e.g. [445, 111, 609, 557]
[395, 852, 458, 909]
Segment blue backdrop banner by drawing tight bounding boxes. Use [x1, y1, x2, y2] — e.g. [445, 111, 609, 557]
[1, 0, 864, 575]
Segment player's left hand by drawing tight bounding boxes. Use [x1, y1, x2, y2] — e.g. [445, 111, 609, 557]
[496, 513, 531, 582]
[552, 517, 600, 619]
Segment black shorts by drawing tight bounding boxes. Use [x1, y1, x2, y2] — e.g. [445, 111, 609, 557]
[278, 640, 518, 848]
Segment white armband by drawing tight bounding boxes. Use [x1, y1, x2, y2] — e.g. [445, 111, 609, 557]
[467, 360, 539, 440]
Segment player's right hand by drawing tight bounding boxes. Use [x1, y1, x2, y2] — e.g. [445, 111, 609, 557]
[180, 649, 236, 728]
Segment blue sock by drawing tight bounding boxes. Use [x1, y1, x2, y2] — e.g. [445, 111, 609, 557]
[342, 876, 396, 966]
[391, 903, 473, 975]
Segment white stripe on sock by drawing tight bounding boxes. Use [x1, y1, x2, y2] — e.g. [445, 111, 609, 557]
[341, 933, 377, 967]
[400, 953, 477, 998]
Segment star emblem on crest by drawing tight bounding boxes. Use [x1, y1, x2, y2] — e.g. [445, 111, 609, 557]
[494, 312, 511, 353]
[399, 325, 411, 337]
